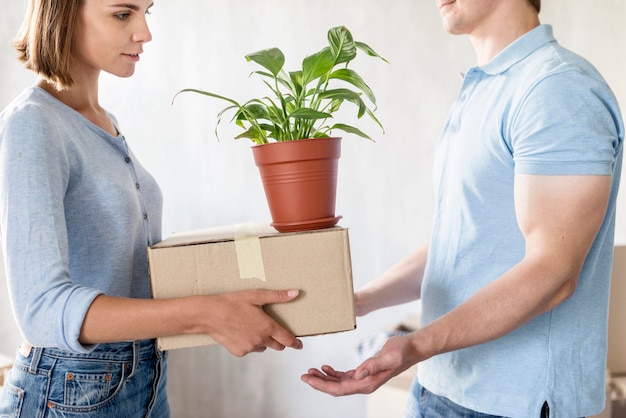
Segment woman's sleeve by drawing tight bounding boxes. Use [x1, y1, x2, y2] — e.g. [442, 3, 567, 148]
[0, 106, 102, 353]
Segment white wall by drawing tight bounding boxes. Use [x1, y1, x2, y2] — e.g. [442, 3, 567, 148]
[1, 1, 625, 417]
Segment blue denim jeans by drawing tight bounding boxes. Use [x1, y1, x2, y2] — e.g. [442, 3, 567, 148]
[404, 379, 564, 418]
[0, 339, 169, 418]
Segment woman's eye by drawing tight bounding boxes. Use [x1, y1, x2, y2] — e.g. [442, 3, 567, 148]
[114, 13, 130, 21]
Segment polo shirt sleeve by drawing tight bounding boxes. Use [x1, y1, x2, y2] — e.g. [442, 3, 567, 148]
[0, 103, 102, 353]
[509, 69, 622, 175]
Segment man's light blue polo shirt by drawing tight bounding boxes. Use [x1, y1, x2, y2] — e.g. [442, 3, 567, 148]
[418, 25, 624, 417]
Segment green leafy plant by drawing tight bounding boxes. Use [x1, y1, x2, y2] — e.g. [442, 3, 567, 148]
[174, 26, 388, 145]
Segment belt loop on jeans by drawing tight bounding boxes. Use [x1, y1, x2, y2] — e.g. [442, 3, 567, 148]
[28, 347, 43, 374]
[127, 340, 140, 380]
[19, 341, 32, 358]
[153, 339, 165, 359]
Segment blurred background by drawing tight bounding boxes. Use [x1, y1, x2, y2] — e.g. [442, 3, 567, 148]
[0, 1, 625, 417]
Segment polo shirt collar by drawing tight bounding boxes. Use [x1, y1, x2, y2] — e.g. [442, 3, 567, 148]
[479, 24, 556, 75]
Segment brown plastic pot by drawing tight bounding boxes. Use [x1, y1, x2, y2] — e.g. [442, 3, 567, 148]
[251, 137, 342, 232]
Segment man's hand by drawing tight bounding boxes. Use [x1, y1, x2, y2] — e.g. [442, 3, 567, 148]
[301, 334, 418, 396]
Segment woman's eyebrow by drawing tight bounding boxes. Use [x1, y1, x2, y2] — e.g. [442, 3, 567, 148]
[109, 2, 154, 11]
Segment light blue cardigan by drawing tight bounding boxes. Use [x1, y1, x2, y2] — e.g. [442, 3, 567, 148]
[0, 87, 163, 353]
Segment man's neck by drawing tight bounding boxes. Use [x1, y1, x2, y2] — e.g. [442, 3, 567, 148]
[469, 8, 540, 65]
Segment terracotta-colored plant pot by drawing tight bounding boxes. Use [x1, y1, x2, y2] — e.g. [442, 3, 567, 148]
[252, 137, 342, 232]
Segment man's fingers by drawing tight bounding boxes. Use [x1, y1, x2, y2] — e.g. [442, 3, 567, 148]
[300, 374, 345, 396]
[305, 368, 328, 379]
[304, 367, 341, 382]
[355, 353, 395, 380]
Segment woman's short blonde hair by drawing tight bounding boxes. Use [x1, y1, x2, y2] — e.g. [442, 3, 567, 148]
[14, 0, 81, 90]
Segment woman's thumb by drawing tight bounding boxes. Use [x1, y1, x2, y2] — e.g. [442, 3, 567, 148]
[256, 289, 300, 305]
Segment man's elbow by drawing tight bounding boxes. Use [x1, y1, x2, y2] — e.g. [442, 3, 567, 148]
[546, 273, 579, 311]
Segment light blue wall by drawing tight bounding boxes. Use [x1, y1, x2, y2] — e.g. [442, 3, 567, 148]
[1, 1, 625, 417]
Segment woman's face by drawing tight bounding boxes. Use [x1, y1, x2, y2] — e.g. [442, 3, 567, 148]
[71, 0, 154, 79]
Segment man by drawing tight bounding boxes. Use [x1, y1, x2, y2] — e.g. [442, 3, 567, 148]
[301, 1, 624, 417]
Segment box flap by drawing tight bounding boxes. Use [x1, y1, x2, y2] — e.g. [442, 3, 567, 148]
[153, 222, 280, 248]
[152, 222, 346, 248]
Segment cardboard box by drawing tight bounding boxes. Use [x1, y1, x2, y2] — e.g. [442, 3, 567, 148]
[148, 223, 356, 351]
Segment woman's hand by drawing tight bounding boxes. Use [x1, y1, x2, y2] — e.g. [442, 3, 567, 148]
[198, 289, 303, 357]
[80, 289, 303, 357]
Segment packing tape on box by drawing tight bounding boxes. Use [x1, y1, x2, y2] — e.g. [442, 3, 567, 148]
[234, 222, 266, 282]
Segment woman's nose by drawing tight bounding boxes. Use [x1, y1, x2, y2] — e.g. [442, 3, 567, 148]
[133, 17, 152, 43]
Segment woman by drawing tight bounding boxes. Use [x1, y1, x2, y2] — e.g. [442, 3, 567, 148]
[0, 1, 302, 416]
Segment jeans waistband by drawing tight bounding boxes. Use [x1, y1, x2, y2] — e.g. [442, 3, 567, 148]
[22, 340, 161, 376]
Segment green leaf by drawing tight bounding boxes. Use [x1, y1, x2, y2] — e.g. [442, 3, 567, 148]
[311, 131, 331, 138]
[213, 104, 241, 141]
[257, 123, 276, 132]
[245, 48, 285, 77]
[355, 41, 389, 63]
[263, 71, 293, 97]
[234, 126, 267, 144]
[250, 70, 278, 81]
[289, 108, 332, 120]
[318, 88, 362, 102]
[242, 103, 270, 119]
[329, 123, 373, 141]
[302, 47, 335, 85]
[328, 99, 343, 113]
[174, 26, 387, 144]
[329, 68, 377, 106]
[234, 110, 248, 127]
[318, 88, 367, 118]
[265, 101, 287, 125]
[174, 88, 241, 108]
[289, 71, 304, 97]
[328, 26, 356, 65]
[365, 108, 385, 133]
